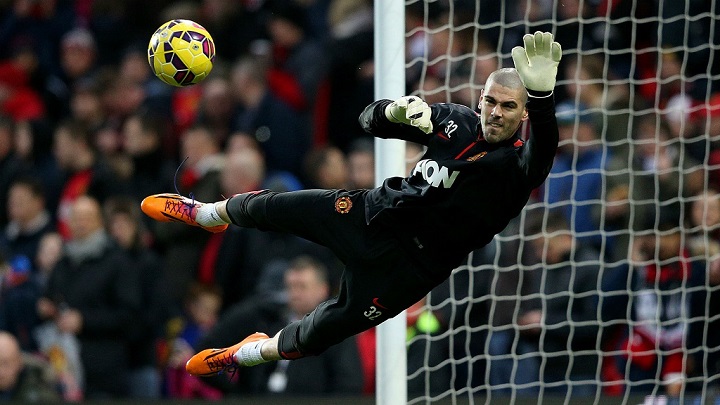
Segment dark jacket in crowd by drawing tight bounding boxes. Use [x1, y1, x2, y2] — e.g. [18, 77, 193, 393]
[43, 233, 142, 398]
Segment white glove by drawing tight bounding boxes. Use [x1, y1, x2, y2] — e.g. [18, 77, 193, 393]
[511, 31, 562, 92]
[384, 96, 433, 134]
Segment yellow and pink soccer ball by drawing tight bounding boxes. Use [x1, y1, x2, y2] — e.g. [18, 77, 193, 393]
[147, 19, 215, 87]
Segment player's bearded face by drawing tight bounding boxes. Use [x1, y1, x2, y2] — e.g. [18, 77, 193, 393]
[478, 83, 528, 143]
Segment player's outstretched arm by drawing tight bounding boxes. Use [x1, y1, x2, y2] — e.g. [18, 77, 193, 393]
[512, 32, 562, 189]
[511, 31, 562, 92]
[358, 97, 435, 144]
[384, 96, 433, 134]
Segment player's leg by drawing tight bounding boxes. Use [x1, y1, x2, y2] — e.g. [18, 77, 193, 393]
[142, 189, 369, 261]
[185, 250, 449, 376]
[222, 189, 371, 260]
[276, 249, 450, 359]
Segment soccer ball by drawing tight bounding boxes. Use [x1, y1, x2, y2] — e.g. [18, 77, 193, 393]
[147, 19, 216, 87]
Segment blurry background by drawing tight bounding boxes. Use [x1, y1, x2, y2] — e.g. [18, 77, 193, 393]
[0, 0, 719, 404]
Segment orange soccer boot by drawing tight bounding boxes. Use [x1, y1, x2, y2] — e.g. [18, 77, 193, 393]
[185, 332, 270, 377]
[140, 193, 228, 233]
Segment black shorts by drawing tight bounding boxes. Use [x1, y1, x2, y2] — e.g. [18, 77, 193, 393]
[226, 189, 449, 357]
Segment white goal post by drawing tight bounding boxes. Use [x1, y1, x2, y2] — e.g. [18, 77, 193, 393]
[374, 1, 407, 405]
[374, 0, 720, 404]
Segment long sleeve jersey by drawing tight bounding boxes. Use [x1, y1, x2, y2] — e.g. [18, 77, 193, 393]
[358, 92, 559, 270]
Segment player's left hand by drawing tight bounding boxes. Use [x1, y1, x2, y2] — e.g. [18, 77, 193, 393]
[385, 96, 433, 134]
[511, 31, 562, 92]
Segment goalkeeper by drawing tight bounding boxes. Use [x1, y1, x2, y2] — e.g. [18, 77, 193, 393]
[142, 32, 562, 377]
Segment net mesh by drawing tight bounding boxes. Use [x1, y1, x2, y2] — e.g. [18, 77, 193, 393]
[403, 0, 720, 403]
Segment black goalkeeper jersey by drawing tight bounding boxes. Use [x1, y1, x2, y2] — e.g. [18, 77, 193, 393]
[358, 93, 559, 270]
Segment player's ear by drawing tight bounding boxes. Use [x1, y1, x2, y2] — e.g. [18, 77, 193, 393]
[521, 108, 529, 121]
[477, 89, 485, 110]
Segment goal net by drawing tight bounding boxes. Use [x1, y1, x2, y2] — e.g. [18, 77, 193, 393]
[403, 0, 720, 403]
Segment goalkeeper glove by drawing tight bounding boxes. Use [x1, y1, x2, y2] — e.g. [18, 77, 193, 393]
[385, 96, 433, 134]
[511, 31, 562, 92]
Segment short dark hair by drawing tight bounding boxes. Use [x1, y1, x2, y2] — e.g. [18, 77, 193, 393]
[10, 176, 45, 201]
[487, 68, 528, 105]
[287, 255, 328, 285]
[56, 118, 93, 150]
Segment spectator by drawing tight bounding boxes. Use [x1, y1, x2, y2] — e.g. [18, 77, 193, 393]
[0, 331, 60, 402]
[324, 0, 374, 151]
[104, 196, 171, 399]
[265, 0, 329, 113]
[541, 101, 606, 251]
[562, 54, 635, 163]
[0, 254, 42, 351]
[601, 113, 704, 263]
[221, 147, 266, 197]
[8, 43, 61, 125]
[52, 118, 125, 240]
[69, 79, 106, 134]
[48, 27, 100, 120]
[0, 117, 22, 228]
[13, 120, 62, 212]
[1, 177, 54, 272]
[120, 111, 176, 201]
[500, 0, 552, 64]
[523, 210, 603, 396]
[346, 138, 375, 189]
[0, 0, 75, 76]
[223, 135, 302, 195]
[482, 216, 542, 397]
[199, 0, 269, 65]
[230, 55, 312, 178]
[116, 45, 173, 118]
[553, 0, 604, 56]
[100, 68, 149, 130]
[37, 195, 142, 398]
[609, 204, 706, 396]
[88, 121, 123, 185]
[164, 283, 223, 399]
[303, 145, 349, 189]
[661, 92, 697, 154]
[195, 76, 237, 147]
[448, 31, 499, 108]
[176, 125, 224, 199]
[637, 48, 697, 111]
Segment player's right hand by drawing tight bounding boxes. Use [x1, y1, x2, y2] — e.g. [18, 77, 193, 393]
[385, 96, 433, 134]
[511, 31, 562, 92]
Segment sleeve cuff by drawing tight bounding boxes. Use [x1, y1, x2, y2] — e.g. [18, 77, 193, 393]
[527, 89, 553, 98]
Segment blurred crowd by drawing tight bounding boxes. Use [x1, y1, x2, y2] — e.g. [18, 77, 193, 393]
[0, 0, 719, 402]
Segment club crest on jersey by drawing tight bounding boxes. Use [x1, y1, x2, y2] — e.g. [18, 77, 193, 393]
[466, 151, 487, 161]
[412, 159, 459, 188]
[335, 196, 352, 214]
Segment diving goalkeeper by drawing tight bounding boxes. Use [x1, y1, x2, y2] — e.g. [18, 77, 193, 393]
[141, 31, 562, 377]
